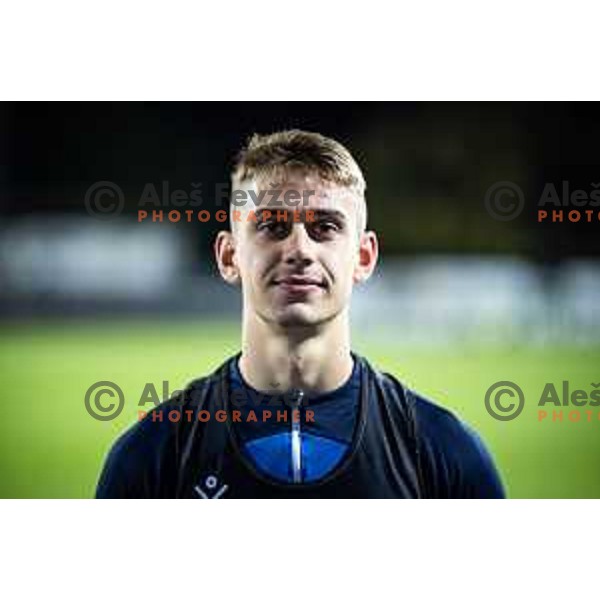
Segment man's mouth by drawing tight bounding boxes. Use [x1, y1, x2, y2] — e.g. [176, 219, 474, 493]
[272, 276, 327, 291]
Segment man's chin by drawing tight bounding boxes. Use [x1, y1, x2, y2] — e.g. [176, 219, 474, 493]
[271, 306, 325, 329]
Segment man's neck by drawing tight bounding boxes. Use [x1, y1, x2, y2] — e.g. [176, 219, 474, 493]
[238, 310, 354, 395]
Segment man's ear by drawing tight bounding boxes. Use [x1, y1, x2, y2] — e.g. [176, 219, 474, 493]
[214, 230, 241, 285]
[353, 230, 379, 284]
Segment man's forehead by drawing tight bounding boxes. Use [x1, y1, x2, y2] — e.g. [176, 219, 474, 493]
[249, 172, 358, 215]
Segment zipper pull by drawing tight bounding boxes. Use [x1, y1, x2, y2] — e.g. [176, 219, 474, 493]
[291, 389, 304, 483]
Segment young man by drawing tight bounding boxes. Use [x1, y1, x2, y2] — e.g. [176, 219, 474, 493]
[96, 130, 505, 498]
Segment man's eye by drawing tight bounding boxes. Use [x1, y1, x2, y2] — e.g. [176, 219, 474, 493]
[312, 220, 340, 234]
[319, 221, 338, 230]
[257, 221, 288, 236]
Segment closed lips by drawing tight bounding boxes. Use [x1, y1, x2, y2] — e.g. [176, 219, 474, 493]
[274, 277, 325, 287]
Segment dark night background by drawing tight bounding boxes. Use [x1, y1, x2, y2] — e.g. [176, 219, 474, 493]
[2, 102, 599, 270]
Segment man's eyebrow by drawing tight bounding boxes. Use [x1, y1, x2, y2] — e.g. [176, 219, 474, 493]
[253, 208, 347, 220]
[310, 209, 347, 221]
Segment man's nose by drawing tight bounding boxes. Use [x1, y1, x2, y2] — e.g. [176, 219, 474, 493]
[283, 223, 314, 266]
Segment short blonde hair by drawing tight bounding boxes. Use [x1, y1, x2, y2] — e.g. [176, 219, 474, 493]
[231, 129, 367, 230]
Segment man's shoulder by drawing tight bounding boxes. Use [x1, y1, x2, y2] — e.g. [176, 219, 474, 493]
[366, 359, 448, 412]
[369, 362, 480, 445]
[96, 355, 237, 498]
[371, 364, 505, 498]
[104, 355, 235, 455]
[407, 386, 470, 439]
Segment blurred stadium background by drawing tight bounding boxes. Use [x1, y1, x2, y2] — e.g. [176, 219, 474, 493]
[0, 102, 598, 498]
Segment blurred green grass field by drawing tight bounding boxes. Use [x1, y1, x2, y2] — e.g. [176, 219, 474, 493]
[0, 320, 599, 498]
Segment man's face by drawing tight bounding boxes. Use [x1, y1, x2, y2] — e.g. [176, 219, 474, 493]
[216, 171, 377, 330]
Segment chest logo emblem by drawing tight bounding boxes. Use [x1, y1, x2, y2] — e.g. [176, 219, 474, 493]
[194, 474, 228, 499]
